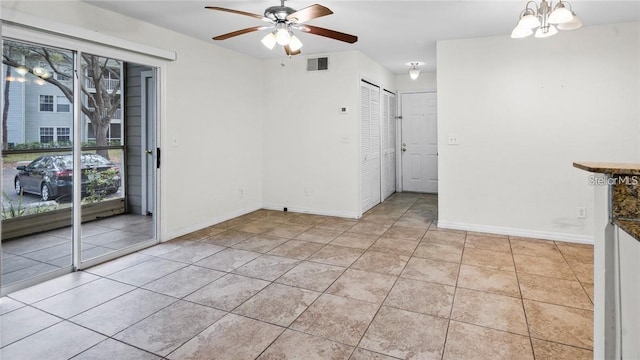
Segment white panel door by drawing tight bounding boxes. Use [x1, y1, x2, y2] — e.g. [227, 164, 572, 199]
[361, 81, 381, 213]
[401, 92, 438, 193]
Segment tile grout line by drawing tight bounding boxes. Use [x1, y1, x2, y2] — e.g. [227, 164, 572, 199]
[555, 241, 594, 306]
[348, 195, 434, 357]
[508, 235, 537, 360]
[440, 227, 468, 360]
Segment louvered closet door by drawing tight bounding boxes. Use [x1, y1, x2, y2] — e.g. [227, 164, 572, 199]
[382, 90, 396, 199]
[361, 81, 381, 213]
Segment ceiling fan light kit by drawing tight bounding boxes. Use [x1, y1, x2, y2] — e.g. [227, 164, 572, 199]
[288, 34, 303, 51]
[261, 32, 277, 49]
[511, 0, 582, 39]
[207, 0, 358, 56]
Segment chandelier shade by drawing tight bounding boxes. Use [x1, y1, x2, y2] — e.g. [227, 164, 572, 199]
[511, 0, 582, 39]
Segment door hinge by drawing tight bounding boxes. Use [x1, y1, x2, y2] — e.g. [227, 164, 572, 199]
[156, 148, 161, 169]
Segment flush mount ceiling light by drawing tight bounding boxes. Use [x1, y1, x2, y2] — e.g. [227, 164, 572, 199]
[407, 62, 422, 80]
[511, 0, 582, 39]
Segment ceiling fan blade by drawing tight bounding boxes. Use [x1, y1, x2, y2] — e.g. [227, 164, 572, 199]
[284, 45, 301, 56]
[286, 4, 333, 24]
[300, 25, 358, 44]
[205, 6, 268, 21]
[213, 26, 267, 40]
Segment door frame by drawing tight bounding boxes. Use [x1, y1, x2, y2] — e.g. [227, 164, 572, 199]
[140, 70, 155, 216]
[396, 90, 438, 193]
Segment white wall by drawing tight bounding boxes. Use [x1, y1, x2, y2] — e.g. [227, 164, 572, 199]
[437, 22, 640, 242]
[262, 51, 394, 217]
[396, 72, 437, 93]
[1, 0, 265, 239]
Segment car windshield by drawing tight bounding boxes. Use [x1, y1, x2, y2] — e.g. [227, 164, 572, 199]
[53, 154, 112, 169]
[81, 154, 112, 167]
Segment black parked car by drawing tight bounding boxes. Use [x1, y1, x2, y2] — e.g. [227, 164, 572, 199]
[14, 154, 121, 201]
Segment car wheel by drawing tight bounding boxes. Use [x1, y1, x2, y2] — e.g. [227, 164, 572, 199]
[41, 184, 51, 201]
[15, 178, 22, 195]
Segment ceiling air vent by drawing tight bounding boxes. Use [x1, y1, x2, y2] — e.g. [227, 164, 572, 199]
[307, 57, 329, 71]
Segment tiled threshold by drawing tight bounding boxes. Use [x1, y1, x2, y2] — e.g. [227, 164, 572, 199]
[0, 193, 593, 359]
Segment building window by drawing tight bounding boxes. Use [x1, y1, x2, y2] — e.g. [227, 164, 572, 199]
[39, 127, 70, 143]
[56, 127, 71, 142]
[39, 95, 54, 112]
[57, 96, 71, 112]
[40, 127, 54, 143]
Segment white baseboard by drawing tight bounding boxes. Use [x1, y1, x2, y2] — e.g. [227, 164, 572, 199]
[262, 203, 360, 219]
[167, 206, 262, 241]
[436, 220, 594, 244]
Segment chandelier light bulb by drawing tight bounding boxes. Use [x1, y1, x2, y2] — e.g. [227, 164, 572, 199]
[261, 32, 277, 49]
[557, 12, 582, 30]
[276, 27, 291, 45]
[518, 14, 540, 29]
[288, 34, 303, 51]
[548, 4, 573, 24]
[511, 26, 534, 39]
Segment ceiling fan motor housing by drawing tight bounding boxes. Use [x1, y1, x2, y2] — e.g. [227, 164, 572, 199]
[264, 6, 296, 21]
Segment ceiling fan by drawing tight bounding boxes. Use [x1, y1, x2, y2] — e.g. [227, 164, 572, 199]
[206, 1, 358, 56]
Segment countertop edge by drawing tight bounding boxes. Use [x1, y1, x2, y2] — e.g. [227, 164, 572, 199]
[573, 162, 640, 175]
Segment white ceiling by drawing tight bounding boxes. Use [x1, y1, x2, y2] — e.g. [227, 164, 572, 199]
[84, 0, 640, 74]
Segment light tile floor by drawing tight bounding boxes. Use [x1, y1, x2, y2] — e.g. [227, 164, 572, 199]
[0, 193, 594, 359]
[2, 214, 153, 287]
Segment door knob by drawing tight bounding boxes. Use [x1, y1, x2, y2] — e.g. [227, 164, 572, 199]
[146, 149, 153, 154]
[402, 147, 407, 152]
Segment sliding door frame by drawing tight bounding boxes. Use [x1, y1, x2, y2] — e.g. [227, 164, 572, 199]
[1, 23, 166, 293]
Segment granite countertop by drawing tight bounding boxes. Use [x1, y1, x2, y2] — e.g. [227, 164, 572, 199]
[574, 161, 640, 242]
[573, 162, 640, 175]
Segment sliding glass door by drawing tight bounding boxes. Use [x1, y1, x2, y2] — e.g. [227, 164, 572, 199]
[1, 39, 77, 290]
[1, 36, 160, 294]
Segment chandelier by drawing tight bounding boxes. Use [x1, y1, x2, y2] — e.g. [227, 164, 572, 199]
[511, 0, 582, 39]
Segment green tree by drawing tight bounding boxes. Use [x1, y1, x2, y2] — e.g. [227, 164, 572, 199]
[2, 40, 121, 158]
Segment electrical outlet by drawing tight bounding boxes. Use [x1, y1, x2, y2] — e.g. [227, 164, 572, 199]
[447, 134, 459, 145]
[340, 135, 350, 143]
[577, 206, 586, 219]
[305, 188, 311, 196]
[239, 188, 244, 199]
